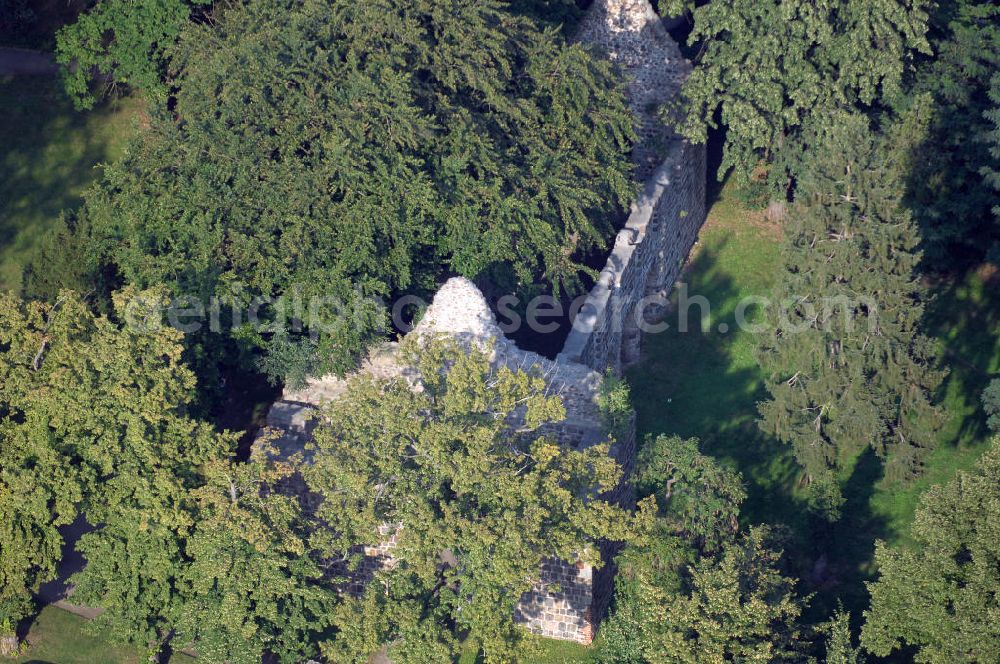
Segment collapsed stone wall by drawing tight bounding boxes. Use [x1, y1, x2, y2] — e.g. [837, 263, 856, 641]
[261, 277, 627, 644]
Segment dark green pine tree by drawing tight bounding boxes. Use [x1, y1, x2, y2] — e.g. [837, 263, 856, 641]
[886, 0, 1000, 269]
[984, 72, 1000, 225]
[757, 112, 944, 518]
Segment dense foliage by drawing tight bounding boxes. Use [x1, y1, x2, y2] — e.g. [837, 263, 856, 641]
[983, 379, 1000, 434]
[0, 289, 231, 640]
[169, 458, 337, 663]
[985, 71, 1000, 225]
[756, 113, 943, 518]
[39, 0, 634, 385]
[661, 0, 931, 194]
[599, 435, 806, 663]
[886, 0, 1000, 267]
[303, 338, 649, 662]
[824, 610, 866, 664]
[4, 0, 999, 661]
[635, 434, 744, 554]
[2, 325, 641, 660]
[862, 438, 1000, 661]
[56, 0, 210, 109]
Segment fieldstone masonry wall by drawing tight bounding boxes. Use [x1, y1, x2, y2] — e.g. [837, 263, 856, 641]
[258, 0, 705, 649]
[564, 0, 706, 376]
[577, 0, 691, 180]
[559, 139, 706, 375]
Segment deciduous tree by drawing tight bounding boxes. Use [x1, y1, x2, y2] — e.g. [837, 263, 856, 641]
[862, 438, 1000, 661]
[598, 432, 804, 663]
[171, 456, 338, 664]
[302, 337, 650, 662]
[824, 609, 865, 664]
[599, 526, 806, 663]
[983, 379, 1000, 434]
[636, 434, 744, 554]
[0, 289, 229, 651]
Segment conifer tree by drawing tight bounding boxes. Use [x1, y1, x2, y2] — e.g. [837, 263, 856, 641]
[37, 0, 635, 385]
[886, 1, 1000, 268]
[756, 112, 943, 518]
[984, 72, 1000, 225]
[660, 0, 932, 192]
[56, 0, 210, 109]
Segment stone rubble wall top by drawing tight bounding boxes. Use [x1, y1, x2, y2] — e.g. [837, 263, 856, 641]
[576, 0, 690, 180]
[267, 277, 607, 454]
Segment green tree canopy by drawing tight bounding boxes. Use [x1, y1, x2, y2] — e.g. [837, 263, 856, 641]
[598, 433, 804, 663]
[756, 112, 943, 518]
[636, 434, 745, 554]
[983, 379, 1000, 434]
[41, 0, 635, 385]
[662, 0, 931, 193]
[984, 71, 1000, 226]
[653, 526, 805, 663]
[885, 0, 1000, 268]
[824, 609, 865, 664]
[861, 438, 1000, 661]
[170, 456, 339, 664]
[0, 288, 230, 645]
[302, 338, 650, 662]
[599, 525, 806, 664]
[56, 0, 210, 109]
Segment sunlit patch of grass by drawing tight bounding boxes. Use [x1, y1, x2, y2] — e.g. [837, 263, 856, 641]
[12, 606, 196, 664]
[627, 180, 1000, 620]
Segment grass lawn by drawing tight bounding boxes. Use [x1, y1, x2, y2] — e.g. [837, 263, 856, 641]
[12, 606, 196, 664]
[0, 74, 140, 291]
[627, 182, 1000, 621]
[874, 264, 1000, 538]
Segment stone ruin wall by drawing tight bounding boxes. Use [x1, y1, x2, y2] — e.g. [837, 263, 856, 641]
[577, 0, 693, 181]
[263, 277, 631, 644]
[559, 139, 706, 375]
[565, 0, 707, 376]
[259, 0, 705, 648]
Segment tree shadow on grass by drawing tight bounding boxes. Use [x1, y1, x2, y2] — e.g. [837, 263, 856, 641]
[628, 241, 805, 528]
[0, 74, 133, 291]
[627, 239, 892, 624]
[923, 266, 1000, 449]
[799, 447, 889, 623]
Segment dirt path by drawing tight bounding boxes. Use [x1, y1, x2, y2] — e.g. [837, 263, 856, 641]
[0, 47, 56, 75]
